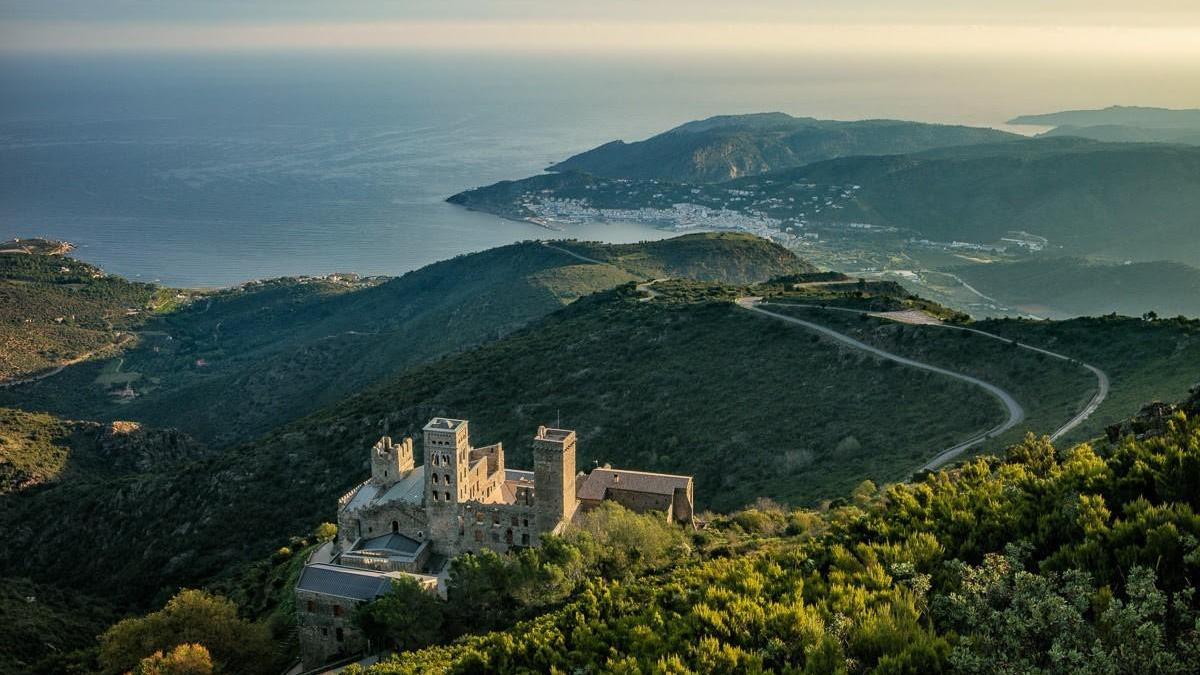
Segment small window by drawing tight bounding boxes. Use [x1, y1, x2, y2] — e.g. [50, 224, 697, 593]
[522, 533, 530, 545]
[391, 521, 398, 533]
[444, 474, 451, 484]
[433, 492, 440, 501]
[417, 530, 424, 539]
[511, 515, 518, 527]
[432, 473, 440, 484]
[306, 600, 315, 613]
[367, 526, 372, 533]
[333, 605, 343, 617]
[384, 470, 388, 477]
[335, 628, 344, 642]
[475, 512, 484, 523]
[492, 513, 500, 526]
[491, 531, 499, 542]
[474, 530, 483, 542]
[522, 518, 529, 528]
[444, 491, 450, 501]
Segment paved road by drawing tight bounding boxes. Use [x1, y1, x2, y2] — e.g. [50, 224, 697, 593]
[540, 241, 608, 266]
[738, 298, 1109, 471]
[738, 298, 1025, 471]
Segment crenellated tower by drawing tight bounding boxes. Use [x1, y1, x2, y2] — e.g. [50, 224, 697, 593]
[370, 436, 414, 488]
[533, 425, 577, 534]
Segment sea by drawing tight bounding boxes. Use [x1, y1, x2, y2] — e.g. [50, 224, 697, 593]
[1, 51, 1192, 287]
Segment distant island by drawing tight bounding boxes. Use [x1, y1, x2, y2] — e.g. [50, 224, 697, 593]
[1009, 105, 1200, 145]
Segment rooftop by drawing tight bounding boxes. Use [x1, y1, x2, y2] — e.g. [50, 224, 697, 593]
[424, 418, 465, 432]
[295, 564, 395, 601]
[578, 468, 692, 501]
[343, 465, 425, 512]
[536, 426, 575, 442]
[355, 532, 424, 557]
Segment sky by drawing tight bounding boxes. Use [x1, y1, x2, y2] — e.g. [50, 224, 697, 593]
[2, 1, 1199, 56]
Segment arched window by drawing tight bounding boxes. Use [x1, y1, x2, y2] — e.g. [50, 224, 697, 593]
[444, 491, 451, 501]
[505, 528, 513, 545]
[432, 473, 439, 484]
[444, 474, 451, 485]
[432, 492, 439, 501]
[391, 521, 398, 533]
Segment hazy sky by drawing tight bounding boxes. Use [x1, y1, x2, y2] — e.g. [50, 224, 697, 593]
[2, 1, 1199, 55]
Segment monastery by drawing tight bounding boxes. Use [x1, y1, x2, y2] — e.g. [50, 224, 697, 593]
[295, 418, 694, 668]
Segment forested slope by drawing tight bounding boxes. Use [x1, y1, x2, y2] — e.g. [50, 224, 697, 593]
[2, 233, 807, 445]
[360, 389, 1200, 674]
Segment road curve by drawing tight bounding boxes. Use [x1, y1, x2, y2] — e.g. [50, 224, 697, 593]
[745, 299, 1110, 469]
[737, 298, 1026, 471]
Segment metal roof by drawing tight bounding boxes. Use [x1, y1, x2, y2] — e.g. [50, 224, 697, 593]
[578, 468, 693, 501]
[295, 564, 394, 601]
[357, 532, 423, 556]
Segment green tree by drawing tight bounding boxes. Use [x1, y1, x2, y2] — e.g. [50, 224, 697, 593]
[98, 590, 272, 675]
[355, 578, 444, 652]
[132, 643, 214, 675]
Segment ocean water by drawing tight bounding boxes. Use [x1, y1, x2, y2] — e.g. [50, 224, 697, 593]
[1, 51, 1194, 286]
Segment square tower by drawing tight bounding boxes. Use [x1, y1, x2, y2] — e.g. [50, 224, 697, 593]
[423, 418, 470, 505]
[370, 436, 414, 488]
[533, 426, 577, 533]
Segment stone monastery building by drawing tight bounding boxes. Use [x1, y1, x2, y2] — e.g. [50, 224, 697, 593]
[295, 417, 694, 668]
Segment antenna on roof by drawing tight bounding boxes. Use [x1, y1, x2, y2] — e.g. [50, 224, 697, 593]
[556, 408, 561, 428]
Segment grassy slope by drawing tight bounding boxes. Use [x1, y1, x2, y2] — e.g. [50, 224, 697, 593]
[948, 257, 1200, 318]
[1, 233, 808, 446]
[0, 251, 171, 381]
[758, 303, 1097, 451]
[976, 315, 1200, 443]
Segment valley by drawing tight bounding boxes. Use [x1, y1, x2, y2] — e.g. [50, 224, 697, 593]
[2, 233, 1198, 672]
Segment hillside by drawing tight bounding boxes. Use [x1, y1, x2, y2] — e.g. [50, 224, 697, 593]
[547, 113, 1018, 183]
[6, 276, 1195, 615]
[948, 257, 1200, 318]
[0, 243, 178, 383]
[359, 391, 1200, 673]
[0, 234, 808, 445]
[451, 137, 1200, 267]
[739, 138, 1200, 264]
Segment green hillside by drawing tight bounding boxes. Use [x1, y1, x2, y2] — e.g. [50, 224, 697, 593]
[1, 233, 808, 445]
[548, 113, 1018, 183]
[948, 257, 1200, 318]
[0, 243, 178, 382]
[359, 391, 1200, 673]
[6, 276, 1192, 615]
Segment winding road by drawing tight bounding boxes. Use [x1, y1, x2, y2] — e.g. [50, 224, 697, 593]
[736, 298, 1109, 471]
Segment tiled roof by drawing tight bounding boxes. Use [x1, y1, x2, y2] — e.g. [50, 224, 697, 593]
[295, 564, 393, 601]
[578, 468, 692, 501]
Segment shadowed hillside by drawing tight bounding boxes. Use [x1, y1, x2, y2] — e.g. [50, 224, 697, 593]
[1, 233, 809, 445]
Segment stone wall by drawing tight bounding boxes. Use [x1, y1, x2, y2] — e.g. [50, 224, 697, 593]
[296, 589, 368, 669]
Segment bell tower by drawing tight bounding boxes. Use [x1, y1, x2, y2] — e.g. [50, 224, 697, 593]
[423, 418, 470, 505]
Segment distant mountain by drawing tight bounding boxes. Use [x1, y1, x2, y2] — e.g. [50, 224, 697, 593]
[1, 234, 810, 446]
[744, 138, 1200, 263]
[1009, 105, 1200, 129]
[1009, 106, 1200, 145]
[548, 113, 1019, 183]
